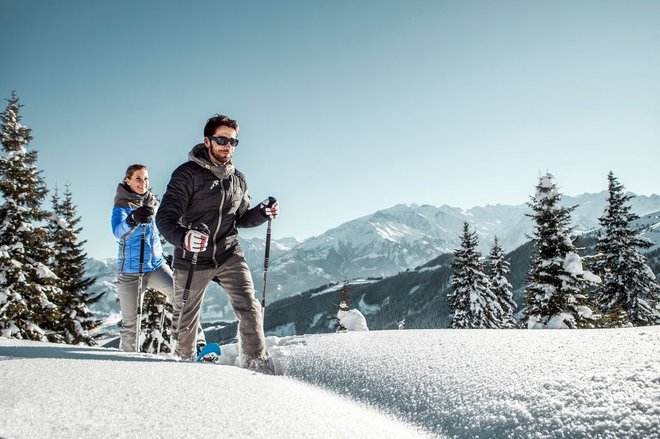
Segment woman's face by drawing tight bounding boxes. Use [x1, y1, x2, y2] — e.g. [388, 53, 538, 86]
[125, 168, 149, 195]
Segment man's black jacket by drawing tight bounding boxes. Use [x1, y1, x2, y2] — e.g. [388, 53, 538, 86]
[156, 144, 268, 270]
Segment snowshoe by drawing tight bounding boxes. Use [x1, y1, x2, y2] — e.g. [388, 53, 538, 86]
[196, 343, 222, 363]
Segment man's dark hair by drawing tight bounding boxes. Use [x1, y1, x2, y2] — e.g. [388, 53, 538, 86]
[204, 114, 240, 137]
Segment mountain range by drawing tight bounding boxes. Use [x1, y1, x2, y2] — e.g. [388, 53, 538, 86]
[87, 191, 660, 329]
[248, 191, 660, 302]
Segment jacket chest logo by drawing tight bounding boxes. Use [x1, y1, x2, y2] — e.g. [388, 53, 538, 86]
[210, 180, 220, 190]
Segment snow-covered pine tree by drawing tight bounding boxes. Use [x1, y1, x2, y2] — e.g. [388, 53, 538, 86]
[0, 92, 62, 340]
[524, 173, 600, 329]
[487, 237, 516, 328]
[593, 171, 660, 326]
[333, 282, 352, 332]
[448, 222, 503, 328]
[48, 184, 102, 344]
[139, 288, 172, 353]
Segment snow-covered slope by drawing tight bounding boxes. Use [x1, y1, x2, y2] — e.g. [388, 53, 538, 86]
[0, 340, 428, 439]
[2, 326, 658, 438]
[636, 210, 660, 252]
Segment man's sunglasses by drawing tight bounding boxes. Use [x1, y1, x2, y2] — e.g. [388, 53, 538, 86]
[208, 136, 239, 147]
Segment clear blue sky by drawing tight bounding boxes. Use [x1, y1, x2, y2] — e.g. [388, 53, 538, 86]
[1, 0, 659, 259]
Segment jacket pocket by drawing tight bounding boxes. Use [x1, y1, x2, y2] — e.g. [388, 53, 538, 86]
[227, 193, 242, 215]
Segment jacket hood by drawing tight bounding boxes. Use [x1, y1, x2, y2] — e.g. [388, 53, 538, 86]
[189, 143, 235, 180]
[113, 184, 158, 209]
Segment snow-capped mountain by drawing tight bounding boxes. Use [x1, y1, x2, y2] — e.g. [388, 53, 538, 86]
[239, 236, 302, 267]
[84, 258, 119, 314]
[251, 192, 660, 300]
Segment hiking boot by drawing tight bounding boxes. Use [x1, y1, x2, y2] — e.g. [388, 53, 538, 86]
[245, 356, 276, 375]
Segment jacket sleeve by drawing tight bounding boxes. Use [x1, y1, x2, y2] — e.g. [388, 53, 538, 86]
[112, 207, 135, 239]
[236, 188, 269, 229]
[156, 165, 194, 248]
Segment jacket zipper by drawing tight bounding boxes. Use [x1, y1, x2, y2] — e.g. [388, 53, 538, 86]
[120, 238, 126, 272]
[212, 194, 226, 266]
[119, 226, 138, 273]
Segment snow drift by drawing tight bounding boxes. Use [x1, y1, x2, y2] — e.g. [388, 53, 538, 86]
[2, 326, 659, 438]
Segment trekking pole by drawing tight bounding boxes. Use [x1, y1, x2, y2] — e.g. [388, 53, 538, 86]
[156, 296, 166, 355]
[261, 197, 276, 318]
[261, 219, 272, 312]
[172, 223, 209, 354]
[135, 225, 147, 353]
[158, 254, 174, 355]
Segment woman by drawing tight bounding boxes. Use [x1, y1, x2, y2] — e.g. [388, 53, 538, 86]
[112, 164, 205, 353]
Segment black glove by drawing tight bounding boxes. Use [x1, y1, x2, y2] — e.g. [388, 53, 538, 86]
[164, 254, 173, 269]
[127, 206, 154, 227]
[259, 197, 279, 219]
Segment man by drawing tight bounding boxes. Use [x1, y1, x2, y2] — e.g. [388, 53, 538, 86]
[156, 114, 279, 373]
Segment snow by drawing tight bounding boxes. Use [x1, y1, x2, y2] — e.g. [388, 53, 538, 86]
[53, 215, 70, 230]
[35, 262, 58, 279]
[337, 308, 369, 331]
[371, 221, 418, 242]
[310, 312, 324, 327]
[563, 252, 584, 275]
[1, 327, 659, 438]
[357, 296, 388, 315]
[535, 173, 561, 203]
[267, 322, 296, 337]
[544, 312, 575, 329]
[0, 340, 427, 439]
[416, 264, 442, 273]
[581, 271, 602, 284]
[310, 283, 344, 297]
[563, 252, 602, 284]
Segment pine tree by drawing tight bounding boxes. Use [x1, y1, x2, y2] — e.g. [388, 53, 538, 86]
[448, 222, 503, 328]
[333, 282, 352, 332]
[487, 237, 516, 328]
[139, 288, 172, 353]
[48, 184, 102, 344]
[593, 171, 660, 326]
[0, 92, 62, 340]
[524, 173, 599, 329]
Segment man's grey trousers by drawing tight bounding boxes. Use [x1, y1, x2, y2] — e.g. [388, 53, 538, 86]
[172, 252, 267, 362]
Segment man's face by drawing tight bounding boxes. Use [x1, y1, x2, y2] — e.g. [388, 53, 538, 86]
[204, 125, 238, 165]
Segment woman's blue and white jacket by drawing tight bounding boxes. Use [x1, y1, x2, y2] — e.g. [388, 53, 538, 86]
[111, 184, 165, 274]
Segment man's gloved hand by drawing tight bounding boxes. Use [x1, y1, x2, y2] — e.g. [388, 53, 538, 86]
[127, 206, 154, 227]
[260, 197, 279, 219]
[184, 229, 209, 253]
